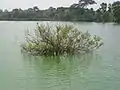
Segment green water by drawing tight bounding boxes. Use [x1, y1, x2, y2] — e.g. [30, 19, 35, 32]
[0, 21, 120, 90]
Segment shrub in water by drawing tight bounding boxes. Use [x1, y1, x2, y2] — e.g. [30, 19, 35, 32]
[21, 23, 103, 56]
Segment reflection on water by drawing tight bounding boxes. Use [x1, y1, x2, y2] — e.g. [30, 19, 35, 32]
[21, 53, 100, 90]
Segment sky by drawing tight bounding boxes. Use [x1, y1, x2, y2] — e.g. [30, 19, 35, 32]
[0, 0, 118, 10]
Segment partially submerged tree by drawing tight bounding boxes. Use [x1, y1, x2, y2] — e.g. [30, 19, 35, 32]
[21, 24, 103, 56]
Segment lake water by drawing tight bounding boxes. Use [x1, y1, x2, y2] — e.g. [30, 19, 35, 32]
[0, 21, 120, 90]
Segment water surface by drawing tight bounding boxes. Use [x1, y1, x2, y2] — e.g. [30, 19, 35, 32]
[0, 21, 120, 90]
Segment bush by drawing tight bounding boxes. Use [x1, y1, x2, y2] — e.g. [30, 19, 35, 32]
[21, 23, 103, 56]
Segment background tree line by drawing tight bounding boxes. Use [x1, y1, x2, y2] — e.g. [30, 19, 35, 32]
[0, 0, 120, 23]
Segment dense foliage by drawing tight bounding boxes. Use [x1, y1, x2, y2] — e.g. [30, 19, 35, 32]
[21, 24, 103, 56]
[0, 0, 120, 23]
[112, 1, 120, 23]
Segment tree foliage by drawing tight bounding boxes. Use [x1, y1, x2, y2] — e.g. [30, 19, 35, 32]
[70, 0, 96, 8]
[0, 1, 120, 23]
[21, 24, 103, 56]
[112, 1, 120, 23]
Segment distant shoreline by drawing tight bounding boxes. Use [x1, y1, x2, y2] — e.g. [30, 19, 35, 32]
[0, 18, 105, 22]
[0, 1, 120, 23]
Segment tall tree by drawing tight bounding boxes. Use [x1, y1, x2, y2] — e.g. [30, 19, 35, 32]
[100, 3, 108, 22]
[112, 1, 120, 23]
[100, 3, 107, 13]
[70, 0, 96, 8]
[33, 6, 39, 12]
[108, 3, 114, 22]
[78, 0, 96, 8]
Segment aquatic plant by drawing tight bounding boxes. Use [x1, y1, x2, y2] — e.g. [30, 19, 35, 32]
[21, 23, 103, 56]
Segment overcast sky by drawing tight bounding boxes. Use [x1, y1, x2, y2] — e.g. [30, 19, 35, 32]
[0, 0, 118, 10]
